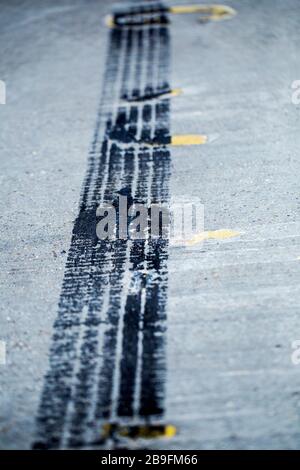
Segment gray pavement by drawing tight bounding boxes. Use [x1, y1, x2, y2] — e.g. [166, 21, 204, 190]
[1, 0, 300, 450]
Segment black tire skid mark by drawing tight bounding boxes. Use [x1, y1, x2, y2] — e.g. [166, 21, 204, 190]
[112, 2, 169, 28]
[117, 150, 150, 419]
[67, 143, 126, 448]
[117, 25, 171, 421]
[93, 148, 136, 426]
[33, 4, 171, 449]
[32, 27, 126, 450]
[66, 25, 142, 445]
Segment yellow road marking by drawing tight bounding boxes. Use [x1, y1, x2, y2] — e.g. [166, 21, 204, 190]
[170, 88, 182, 97]
[101, 423, 177, 439]
[164, 425, 177, 438]
[169, 4, 236, 21]
[105, 4, 236, 28]
[105, 14, 114, 28]
[187, 229, 240, 246]
[122, 88, 183, 104]
[171, 134, 207, 145]
[119, 424, 177, 439]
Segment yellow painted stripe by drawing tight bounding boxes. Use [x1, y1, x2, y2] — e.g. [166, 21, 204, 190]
[101, 422, 113, 439]
[119, 424, 177, 439]
[170, 5, 207, 14]
[169, 4, 237, 21]
[101, 423, 177, 440]
[123, 88, 183, 104]
[105, 5, 236, 28]
[171, 134, 207, 146]
[105, 14, 115, 28]
[187, 229, 240, 246]
[164, 424, 177, 438]
[170, 88, 183, 97]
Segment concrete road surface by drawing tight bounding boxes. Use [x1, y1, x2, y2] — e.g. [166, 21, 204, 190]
[1, 0, 300, 450]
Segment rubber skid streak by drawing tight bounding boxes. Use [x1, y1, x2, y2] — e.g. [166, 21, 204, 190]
[33, 4, 172, 449]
